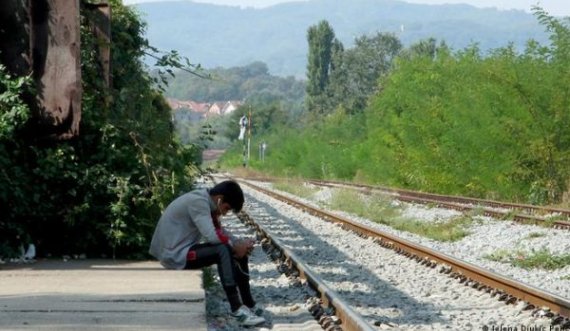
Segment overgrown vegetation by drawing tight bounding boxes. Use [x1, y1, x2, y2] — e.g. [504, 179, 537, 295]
[326, 189, 399, 220]
[0, 0, 200, 259]
[220, 8, 570, 207]
[272, 180, 319, 200]
[271, 185, 471, 242]
[326, 189, 471, 242]
[485, 248, 570, 270]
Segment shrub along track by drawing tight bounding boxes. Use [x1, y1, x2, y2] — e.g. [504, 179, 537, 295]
[232, 178, 570, 330]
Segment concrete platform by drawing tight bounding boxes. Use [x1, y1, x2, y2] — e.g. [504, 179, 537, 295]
[0, 259, 206, 330]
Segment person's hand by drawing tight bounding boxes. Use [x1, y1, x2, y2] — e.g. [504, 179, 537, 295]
[244, 238, 255, 249]
[233, 239, 256, 258]
[245, 238, 256, 254]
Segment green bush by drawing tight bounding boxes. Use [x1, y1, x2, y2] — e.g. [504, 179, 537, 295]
[0, 1, 200, 259]
[219, 8, 570, 205]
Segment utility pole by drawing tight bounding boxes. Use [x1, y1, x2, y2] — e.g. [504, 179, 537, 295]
[239, 108, 251, 168]
[247, 106, 252, 164]
[259, 141, 266, 162]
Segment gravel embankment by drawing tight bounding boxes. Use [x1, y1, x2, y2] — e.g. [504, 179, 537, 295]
[248, 180, 570, 299]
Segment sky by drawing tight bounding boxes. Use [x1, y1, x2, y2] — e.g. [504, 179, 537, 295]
[122, 0, 570, 17]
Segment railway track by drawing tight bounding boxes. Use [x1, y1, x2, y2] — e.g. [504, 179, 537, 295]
[240, 175, 570, 230]
[239, 212, 375, 331]
[208, 176, 570, 330]
[308, 179, 570, 230]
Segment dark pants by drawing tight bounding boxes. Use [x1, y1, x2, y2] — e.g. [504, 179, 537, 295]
[185, 243, 255, 310]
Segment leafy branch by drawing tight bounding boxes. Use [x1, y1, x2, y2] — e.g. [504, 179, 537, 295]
[144, 47, 211, 91]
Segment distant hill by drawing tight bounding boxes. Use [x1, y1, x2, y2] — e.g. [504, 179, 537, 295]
[134, 0, 550, 78]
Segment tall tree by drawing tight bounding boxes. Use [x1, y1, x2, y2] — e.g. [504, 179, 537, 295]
[327, 32, 402, 114]
[306, 20, 336, 115]
[399, 37, 448, 60]
[323, 39, 345, 112]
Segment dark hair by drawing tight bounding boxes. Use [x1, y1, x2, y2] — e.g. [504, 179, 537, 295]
[210, 180, 244, 213]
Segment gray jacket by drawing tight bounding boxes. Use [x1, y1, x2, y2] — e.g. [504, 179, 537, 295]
[148, 188, 228, 269]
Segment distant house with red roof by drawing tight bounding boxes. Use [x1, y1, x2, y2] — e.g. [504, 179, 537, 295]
[167, 98, 243, 122]
[222, 101, 241, 115]
[205, 102, 224, 116]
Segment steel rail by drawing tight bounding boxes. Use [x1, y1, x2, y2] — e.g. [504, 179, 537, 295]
[240, 180, 570, 319]
[390, 193, 570, 230]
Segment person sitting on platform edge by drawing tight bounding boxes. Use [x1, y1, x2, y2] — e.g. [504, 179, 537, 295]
[149, 180, 265, 326]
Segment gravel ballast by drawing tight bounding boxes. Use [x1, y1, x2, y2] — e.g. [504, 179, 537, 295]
[206, 180, 569, 330]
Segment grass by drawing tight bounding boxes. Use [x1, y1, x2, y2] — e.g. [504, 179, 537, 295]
[545, 214, 567, 221]
[466, 206, 486, 217]
[485, 248, 570, 270]
[202, 266, 216, 289]
[484, 249, 512, 263]
[389, 216, 472, 242]
[513, 249, 570, 270]
[327, 188, 472, 242]
[501, 210, 518, 221]
[272, 180, 319, 200]
[227, 166, 269, 179]
[328, 188, 400, 220]
[523, 232, 546, 240]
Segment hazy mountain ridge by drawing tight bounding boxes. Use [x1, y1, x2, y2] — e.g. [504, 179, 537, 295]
[135, 0, 549, 77]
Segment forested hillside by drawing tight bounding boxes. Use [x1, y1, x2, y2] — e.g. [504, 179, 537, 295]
[164, 61, 305, 105]
[134, 0, 550, 77]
